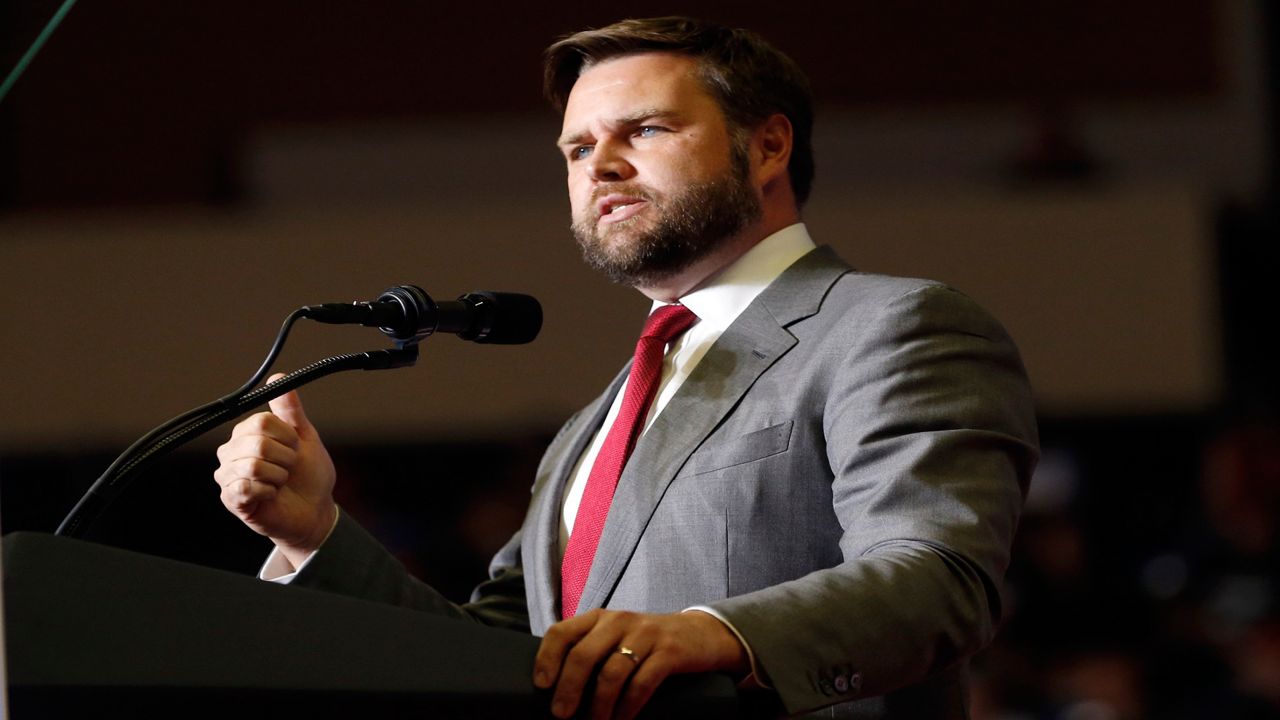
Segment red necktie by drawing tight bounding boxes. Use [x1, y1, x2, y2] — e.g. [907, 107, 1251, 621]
[560, 303, 698, 618]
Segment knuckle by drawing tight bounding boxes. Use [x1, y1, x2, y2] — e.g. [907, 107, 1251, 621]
[244, 457, 281, 480]
[250, 436, 275, 458]
[233, 479, 255, 501]
[628, 672, 659, 695]
[652, 638, 682, 661]
[215, 466, 239, 489]
[596, 609, 631, 630]
[565, 642, 592, 665]
[226, 488, 253, 511]
[220, 481, 254, 507]
[229, 457, 258, 478]
[596, 664, 628, 685]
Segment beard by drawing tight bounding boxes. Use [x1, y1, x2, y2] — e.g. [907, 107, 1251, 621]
[571, 143, 762, 288]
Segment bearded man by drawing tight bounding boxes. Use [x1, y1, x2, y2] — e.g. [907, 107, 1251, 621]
[214, 17, 1038, 719]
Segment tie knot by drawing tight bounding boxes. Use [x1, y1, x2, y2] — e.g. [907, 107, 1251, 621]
[641, 304, 697, 343]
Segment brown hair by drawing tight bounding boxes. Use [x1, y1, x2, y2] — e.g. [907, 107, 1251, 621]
[544, 17, 815, 206]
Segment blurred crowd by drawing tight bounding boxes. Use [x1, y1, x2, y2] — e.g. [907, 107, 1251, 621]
[973, 418, 1280, 720]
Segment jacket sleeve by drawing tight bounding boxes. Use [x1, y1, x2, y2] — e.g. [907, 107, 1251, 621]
[290, 509, 531, 633]
[285, 405, 597, 635]
[709, 283, 1038, 715]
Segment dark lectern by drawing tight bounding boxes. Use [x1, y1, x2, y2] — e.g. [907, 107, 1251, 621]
[3, 532, 743, 718]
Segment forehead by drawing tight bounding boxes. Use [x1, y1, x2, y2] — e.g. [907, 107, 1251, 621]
[561, 52, 723, 131]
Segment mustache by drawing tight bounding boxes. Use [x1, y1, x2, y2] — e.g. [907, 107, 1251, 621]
[589, 183, 657, 206]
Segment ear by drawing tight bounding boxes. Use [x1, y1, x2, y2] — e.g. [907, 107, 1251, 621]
[751, 113, 794, 191]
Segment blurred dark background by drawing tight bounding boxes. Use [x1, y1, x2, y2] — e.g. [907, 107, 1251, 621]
[2, 2, 1278, 717]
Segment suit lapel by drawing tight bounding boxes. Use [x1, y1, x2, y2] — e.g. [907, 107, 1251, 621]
[522, 367, 629, 634]
[575, 246, 852, 613]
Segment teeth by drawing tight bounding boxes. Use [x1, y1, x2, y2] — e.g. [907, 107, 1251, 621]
[610, 203, 632, 214]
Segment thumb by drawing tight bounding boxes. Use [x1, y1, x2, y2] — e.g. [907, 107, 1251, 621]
[265, 372, 314, 434]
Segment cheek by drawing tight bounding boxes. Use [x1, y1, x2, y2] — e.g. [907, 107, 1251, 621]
[643, 151, 711, 188]
[566, 174, 588, 214]
[568, 184, 586, 219]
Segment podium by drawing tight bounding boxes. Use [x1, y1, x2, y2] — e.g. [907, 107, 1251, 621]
[3, 532, 743, 718]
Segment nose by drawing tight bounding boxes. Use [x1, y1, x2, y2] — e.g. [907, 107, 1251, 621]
[586, 139, 635, 182]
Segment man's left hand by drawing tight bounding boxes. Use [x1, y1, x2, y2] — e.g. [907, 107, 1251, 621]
[533, 608, 750, 720]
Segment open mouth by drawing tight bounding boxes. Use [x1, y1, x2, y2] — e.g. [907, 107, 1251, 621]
[597, 195, 649, 224]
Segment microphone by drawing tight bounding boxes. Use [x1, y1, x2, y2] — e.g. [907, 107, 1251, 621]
[303, 286, 542, 345]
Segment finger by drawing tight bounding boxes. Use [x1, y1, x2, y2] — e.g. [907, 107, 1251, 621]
[552, 615, 630, 719]
[216, 434, 299, 472]
[220, 477, 279, 514]
[266, 373, 315, 436]
[589, 649, 645, 720]
[534, 611, 597, 689]
[224, 411, 300, 449]
[613, 655, 672, 720]
[214, 455, 291, 490]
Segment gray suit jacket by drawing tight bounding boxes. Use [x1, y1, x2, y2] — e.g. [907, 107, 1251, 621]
[294, 246, 1039, 718]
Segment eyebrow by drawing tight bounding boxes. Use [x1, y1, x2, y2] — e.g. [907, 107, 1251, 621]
[556, 108, 682, 148]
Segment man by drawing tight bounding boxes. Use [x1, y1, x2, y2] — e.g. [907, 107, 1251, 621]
[213, 17, 1038, 719]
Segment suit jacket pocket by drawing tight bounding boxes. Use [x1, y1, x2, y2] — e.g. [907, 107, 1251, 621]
[682, 420, 794, 477]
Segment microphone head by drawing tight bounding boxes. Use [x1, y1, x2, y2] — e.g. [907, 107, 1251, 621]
[459, 291, 543, 344]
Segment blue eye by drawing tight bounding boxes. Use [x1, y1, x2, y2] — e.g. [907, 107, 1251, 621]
[571, 146, 593, 160]
[636, 126, 662, 138]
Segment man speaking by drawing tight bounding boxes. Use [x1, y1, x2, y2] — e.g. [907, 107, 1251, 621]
[213, 17, 1038, 719]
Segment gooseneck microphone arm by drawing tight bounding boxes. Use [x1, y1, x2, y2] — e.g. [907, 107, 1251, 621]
[54, 345, 419, 539]
[55, 286, 541, 539]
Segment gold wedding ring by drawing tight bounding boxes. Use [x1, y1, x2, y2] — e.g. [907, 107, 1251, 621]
[616, 645, 640, 664]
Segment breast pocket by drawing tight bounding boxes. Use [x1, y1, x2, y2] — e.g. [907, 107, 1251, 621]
[681, 420, 794, 477]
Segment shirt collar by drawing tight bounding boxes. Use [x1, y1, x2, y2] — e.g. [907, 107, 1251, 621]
[651, 223, 816, 331]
